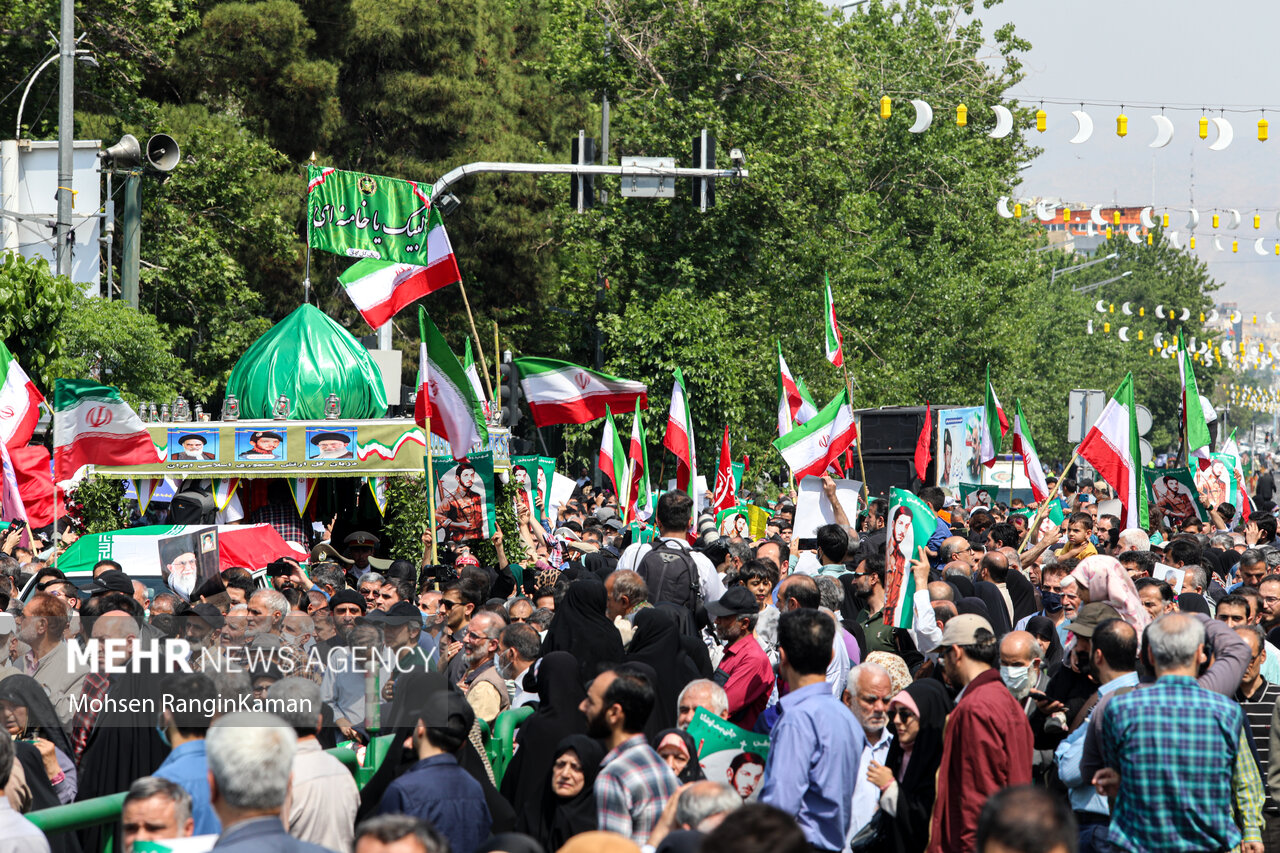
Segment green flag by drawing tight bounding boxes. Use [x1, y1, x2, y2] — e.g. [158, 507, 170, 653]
[886, 487, 937, 629]
[1143, 466, 1208, 529]
[1178, 328, 1212, 462]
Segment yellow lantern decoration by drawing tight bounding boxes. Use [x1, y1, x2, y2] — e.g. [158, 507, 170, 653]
[880, 96, 892, 120]
[1106, 226, 1113, 240]
[1260, 117, 1269, 142]
[1117, 112, 1128, 137]
[1199, 115, 1209, 139]
[1190, 236, 1196, 249]
[1233, 239, 1239, 253]
[1162, 213, 1169, 227]
[1109, 304, 1115, 313]
[1104, 322, 1110, 333]
[1014, 203, 1022, 217]
[1138, 329, 1144, 341]
[1212, 213, 1220, 228]
[1036, 109, 1047, 132]
[1139, 306, 1145, 316]
[1063, 208, 1071, 223]
[1256, 214, 1263, 229]
[1113, 210, 1121, 225]
[1200, 312, 1205, 322]
[1149, 348, 1154, 357]
[956, 104, 968, 127]
[1274, 242, 1279, 255]
[1147, 233, 1153, 245]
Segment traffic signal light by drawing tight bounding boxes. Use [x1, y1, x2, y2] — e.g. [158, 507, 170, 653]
[499, 355, 523, 428]
[691, 129, 716, 211]
[570, 131, 596, 213]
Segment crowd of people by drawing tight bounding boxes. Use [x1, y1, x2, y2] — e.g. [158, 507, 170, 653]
[2, 458, 1280, 853]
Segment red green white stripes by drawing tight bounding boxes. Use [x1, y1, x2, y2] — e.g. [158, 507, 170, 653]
[0, 341, 43, 449]
[663, 368, 698, 501]
[513, 357, 647, 428]
[979, 364, 1009, 467]
[1011, 399, 1049, 502]
[53, 379, 162, 482]
[338, 255, 460, 331]
[417, 307, 488, 460]
[823, 273, 844, 367]
[599, 406, 629, 504]
[1078, 372, 1148, 529]
[772, 387, 857, 481]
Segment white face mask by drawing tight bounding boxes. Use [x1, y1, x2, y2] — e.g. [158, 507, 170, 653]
[1000, 664, 1034, 701]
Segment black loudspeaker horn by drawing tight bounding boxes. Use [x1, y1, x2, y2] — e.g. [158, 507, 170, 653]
[145, 134, 180, 172]
[100, 134, 142, 167]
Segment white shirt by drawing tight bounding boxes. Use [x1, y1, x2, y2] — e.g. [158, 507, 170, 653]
[849, 727, 894, 840]
[792, 552, 821, 576]
[618, 537, 726, 603]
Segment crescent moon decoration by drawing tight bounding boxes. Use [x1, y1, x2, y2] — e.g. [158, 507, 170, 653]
[1140, 206, 1157, 229]
[1118, 326, 1130, 342]
[996, 196, 1014, 219]
[1095, 299, 1107, 313]
[1187, 208, 1200, 229]
[1122, 301, 1133, 315]
[1181, 308, 1191, 321]
[908, 100, 933, 133]
[1149, 114, 1175, 148]
[1036, 200, 1055, 222]
[1257, 238, 1268, 256]
[1269, 312, 1276, 324]
[1167, 230, 1181, 248]
[1069, 110, 1094, 144]
[1215, 236, 1225, 252]
[1228, 208, 1242, 229]
[1127, 225, 1142, 244]
[1161, 349, 1172, 359]
[1087, 320, 1094, 335]
[1209, 116, 1234, 151]
[1232, 312, 1242, 324]
[1156, 304, 1165, 318]
[989, 105, 1014, 139]
[1091, 204, 1107, 227]
[1153, 332, 1165, 348]
[1208, 309, 1218, 322]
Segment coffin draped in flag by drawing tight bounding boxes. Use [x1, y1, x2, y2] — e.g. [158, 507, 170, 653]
[514, 357, 647, 428]
[1078, 372, 1148, 528]
[1012, 399, 1049, 502]
[1177, 328, 1212, 464]
[772, 388, 857, 481]
[338, 256, 461, 330]
[53, 380, 162, 482]
[417, 307, 487, 460]
[0, 342, 43, 450]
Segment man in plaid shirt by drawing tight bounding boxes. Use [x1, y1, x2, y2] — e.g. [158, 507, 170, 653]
[580, 665, 678, 843]
[1095, 612, 1265, 853]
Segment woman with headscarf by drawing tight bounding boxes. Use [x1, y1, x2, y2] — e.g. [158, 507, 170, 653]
[540, 580, 625, 682]
[973, 580, 1012, 635]
[357, 672, 516, 833]
[1067, 554, 1150, 633]
[1005, 569, 1039, 624]
[624, 609, 700, 736]
[525, 734, 606, 851]
[501, 652, 587, 817]
[652, 729, 705, 784]
[863, 679, 951, 853]
[1025, 615, 1065, 678]
[0, 675, 75, 803]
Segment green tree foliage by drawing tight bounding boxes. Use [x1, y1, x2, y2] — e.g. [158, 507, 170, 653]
[0, 253, 79, 390]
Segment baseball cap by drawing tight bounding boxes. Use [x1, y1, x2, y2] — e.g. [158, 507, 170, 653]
[0, 613, 17, 635]
[86, 570, 134, 596]
[365, 600, 423, 627]
[185, 602, 226, 630]
[1062, 602, 1121, 638]
[705, 586, 759, 619]
[938, 613, 994, 646]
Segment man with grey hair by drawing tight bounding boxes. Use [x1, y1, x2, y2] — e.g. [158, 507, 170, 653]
[206, 712, 337, 853]
[245, 589, 289, 649]
[1094, 613, 1263, 853]
[357, 573, 386, 612]
[677, 679, 730, 729]
[0, 728, 50, 851]
[458, 611, 509, 724]
[1181, 565, 1214, 614]
[844, 662, 894, 840]
[122, 776, 194, 852]
[270, 679, 359, 853]
[648, 781, 741, 850]
[354, 815, 447, 853]
[1116, 528, 1151, 553]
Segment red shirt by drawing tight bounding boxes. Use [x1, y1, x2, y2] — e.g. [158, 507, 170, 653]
[715, 634, 775, 730]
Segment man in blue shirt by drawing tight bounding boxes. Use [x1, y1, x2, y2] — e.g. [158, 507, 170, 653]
[154, 672, 220, 836]
[759, 608, 863, 853]
[376, 690, 491, 853]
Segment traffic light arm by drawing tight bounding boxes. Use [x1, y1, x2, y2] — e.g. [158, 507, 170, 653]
[431, 161, 747, 196]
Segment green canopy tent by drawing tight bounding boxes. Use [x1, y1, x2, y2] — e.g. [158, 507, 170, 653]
[225, 304, 388, 419]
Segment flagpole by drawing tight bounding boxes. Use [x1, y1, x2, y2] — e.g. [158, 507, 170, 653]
[1017, 452, 1078, 551]
[425, 417, 438, 567]
[493, 321, 501, 419]
[840, 364, 868, 501]
[457, 282, 495, 401]
[1009, 453, 1016, 508]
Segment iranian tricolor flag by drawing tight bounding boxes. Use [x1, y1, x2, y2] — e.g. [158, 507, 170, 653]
[599, 406, 629, 504]
[337, 253, 461, 331]
[1078, 372, 1148, 528]
[777, 342, 817, 436]
[823, 272, 844, 367]
[663, 368, 698, 501]
[1011, 399, 1049, 502]
[513, 357, 647, 428]
[0, 441, 27, 530]
[978, 364, 1009, 467]
[0, 341, 44, 449]
[772, 387, 858, 481]
[627, 398, 652, 522]
[1178, 328, 1212, 464]
[463, 338, 486, 405]
[711, 427, 735, 513]
[417, 306, 488, 460]
[53, 379, 162, 482]
[1220, 429, 1254, 515]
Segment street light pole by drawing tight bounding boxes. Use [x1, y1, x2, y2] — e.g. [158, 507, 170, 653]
[55, 0, 75, 277]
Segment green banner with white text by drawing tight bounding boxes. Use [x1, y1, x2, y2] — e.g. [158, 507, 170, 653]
[307, 166, 439, 265]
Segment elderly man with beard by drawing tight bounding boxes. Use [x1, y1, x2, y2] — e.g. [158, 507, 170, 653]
[245, 589, 288, 649]
[844, 662, 894, 842]
[456, 612, 510, 725]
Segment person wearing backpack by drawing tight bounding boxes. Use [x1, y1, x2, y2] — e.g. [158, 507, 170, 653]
[617, 491, 725, 612]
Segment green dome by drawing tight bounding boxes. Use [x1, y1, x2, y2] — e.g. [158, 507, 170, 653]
[225, 304, 388, 419]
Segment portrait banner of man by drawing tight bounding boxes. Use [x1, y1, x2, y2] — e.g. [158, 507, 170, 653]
[715, 507, 750, 538]
[958, 483, 995, 510]
[158, 528, 220, 601]
[935, 406, 982, 491]
[536, 456, 556, 522]
[168, 429, 219, 461]
[1142, 466, 1208, 528]
[884, 487, 937, 630]
[234, 429, 286, 460]
[685, 707, 772, 802]
[511, 455, 540, 519]
[306, 428, 356, 460]
[430, 450, 496, 545]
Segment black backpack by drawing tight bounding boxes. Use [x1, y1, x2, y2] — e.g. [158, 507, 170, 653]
[636, 539, 702, 611]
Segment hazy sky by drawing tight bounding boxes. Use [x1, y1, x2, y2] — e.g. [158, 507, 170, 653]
[971, 0, 1280, 315]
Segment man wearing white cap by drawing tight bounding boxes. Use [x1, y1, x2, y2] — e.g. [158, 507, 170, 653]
[0, 614, 20, 682]
[928, 613, 1033, 853]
